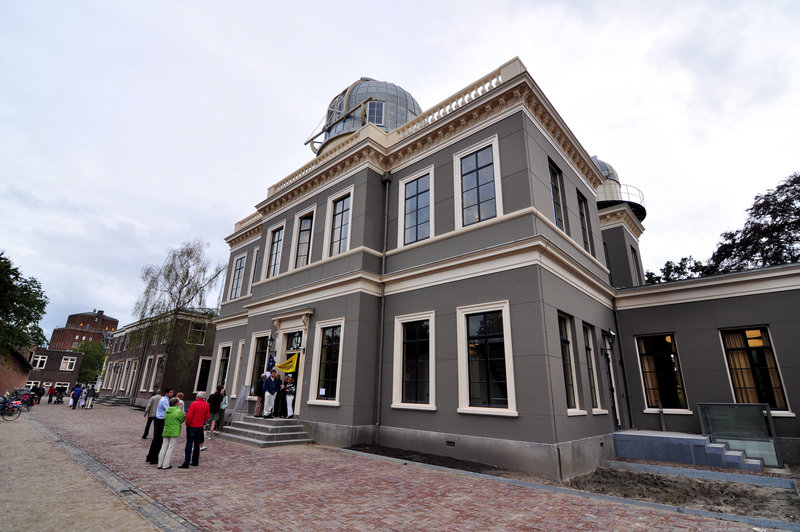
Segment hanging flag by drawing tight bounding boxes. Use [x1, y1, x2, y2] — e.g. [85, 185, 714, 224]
[275, 353, 298, 373]
[267, 353, 276, 372]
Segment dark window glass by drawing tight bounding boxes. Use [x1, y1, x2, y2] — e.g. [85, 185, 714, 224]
[252, 248, 260, 283]
[559, 315, 576, 409]
[583, 325, 598, 409]
[267, 227, 283, 277]
[402, 320, 430, 403]
[295, 215, 313, 268]
[249, 336, 271, 396]
[230, 256, 245, 299]
[196, 359, 211, 393]
[637, 334, 687, 409]
[404, 174, 430, 244]
[722, 328, 787, 409]
[466, 311, 507, 407]
[330, 196, 350, 256]
[577, 192, 595, 255]
[317, 325, 341, 400]
[187, 322, 206, 345]
[550, 162, 568, 232]
[460, 146, 496, 227]
[216, 346, 231, 389]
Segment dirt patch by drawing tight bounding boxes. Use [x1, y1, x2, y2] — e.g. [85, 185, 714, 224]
[349, 444, 800, 523]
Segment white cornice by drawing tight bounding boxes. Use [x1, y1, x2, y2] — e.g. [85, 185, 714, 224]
[598, 204, 644, 239]
[616, 264, 800, 310]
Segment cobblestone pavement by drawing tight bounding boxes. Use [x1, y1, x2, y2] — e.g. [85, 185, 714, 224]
[15, 403, 779, 531]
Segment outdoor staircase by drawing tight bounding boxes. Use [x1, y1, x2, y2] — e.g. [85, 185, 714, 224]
[214, 415, 313, 448]
[93, 395, 134, 407]
[613, 430, 763, 472]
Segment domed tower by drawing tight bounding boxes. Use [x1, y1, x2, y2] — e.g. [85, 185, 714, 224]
[593, 156, 647, 288]
[306, 78, 422, 155]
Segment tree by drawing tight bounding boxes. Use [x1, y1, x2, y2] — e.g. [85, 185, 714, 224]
[74, 341, 106, 384]
[646, 172, 800, 283]
[0, 252, 48, 351]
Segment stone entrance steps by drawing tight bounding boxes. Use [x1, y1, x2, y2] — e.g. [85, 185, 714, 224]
[215, 416, 312, 448]
[614, 430, 763, 472]
[94, 395, 133, 407]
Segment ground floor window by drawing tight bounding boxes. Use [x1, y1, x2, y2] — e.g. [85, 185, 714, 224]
[559, 314, 579, 410]
[308, 318, 345, 405]
[194, 357, 212, 393]
[249, 335, 272, 395]
[637, 334, 687, 409]
[216, 345, 231, 389]
[26, 380, 40, 388]
[721, 327, 787, 409]
[392, 311, 435, 409]
[54, 381, 70, 392]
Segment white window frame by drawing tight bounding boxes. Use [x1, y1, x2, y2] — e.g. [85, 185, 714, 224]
[635, 334, 693, 415]
[229, 339, 246, 398]
[60, 356, 77, 371]
[456, 300, 517, 417]
[193, 356, 213, 393]
[307, 317, 345, 407]
[118, 360, 131, 391]
[559, 314, 586, 416]
[149, 355, 164, 392]
[249, 246, 261, 291]
[397, 165, 435, 248]
[261, 220, 286, 280]
[228, 252, 247, 300]
[126, 360, 138, 392]
[391, 311, 436, 411]
[366, 100, 384, 126]
[55, 381, 70, 390]
[289, 205, 317, 271]
[186, 322, 207, 345]
[583, 325, 606, 415]
[140, 356, 154, 392]
[212, 341, 234, 391]
[26, 380, 40, 388]
[32, 354, 48, 369]
[244, 329, 273, 398]
[452, 135, 503, 231]
[322, 185, 354, 259]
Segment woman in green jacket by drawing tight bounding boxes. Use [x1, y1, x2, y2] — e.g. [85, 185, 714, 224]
[157, 397, 186, 469]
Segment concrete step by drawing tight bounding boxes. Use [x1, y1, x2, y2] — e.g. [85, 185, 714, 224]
[229, 420, 303, 434]
[222, 426, 309, 442]
[213, 432, 312, 448]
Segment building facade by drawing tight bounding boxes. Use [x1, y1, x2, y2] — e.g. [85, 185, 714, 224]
[102, 311, 215, 406]
[49, 309, 118, 351]
[208, 58, 799, 479]
[0, 349, 32, 395]
[26, 347, 84, 392]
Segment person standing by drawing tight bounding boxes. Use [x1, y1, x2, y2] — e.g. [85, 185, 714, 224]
[70, 384, 83, 410]
[207, 385, 223, 439]
[274, 373, 287, 418]
[146, 388, 174, 465]
[284, 375, 296, 418]
[157, 397, 185, 470]
[142, 390, 162, 439]
[179, 391, 210, 469]
[263, 370, 280, 418]
[253, 374, 266, 418]
[47, 385, 56, 404]
[85, 385, 96, 409]
[176, 392, 186, 412]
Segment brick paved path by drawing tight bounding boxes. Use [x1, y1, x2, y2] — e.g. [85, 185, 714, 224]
[19, 403, 770, 531]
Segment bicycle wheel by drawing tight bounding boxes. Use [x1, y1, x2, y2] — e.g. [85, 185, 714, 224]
[1, 405, 21, 421]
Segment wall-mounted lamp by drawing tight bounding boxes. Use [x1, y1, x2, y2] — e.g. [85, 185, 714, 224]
[603, 330, 616, 348]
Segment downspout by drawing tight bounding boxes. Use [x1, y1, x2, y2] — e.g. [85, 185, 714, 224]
[612, 297, 634, 429]
[374, 171, 392, 439]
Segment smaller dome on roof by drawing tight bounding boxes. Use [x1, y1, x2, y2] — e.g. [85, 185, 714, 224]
[591, 156, 619, 182]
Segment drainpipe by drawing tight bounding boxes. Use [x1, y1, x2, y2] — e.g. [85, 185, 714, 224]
[374, 171, 391, 438]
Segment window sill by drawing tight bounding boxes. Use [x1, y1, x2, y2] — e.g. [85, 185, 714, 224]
[591, 408, 609, 415]
[643, 408, 694, 415]
[567, 409, 587, 417]
[391, 403, 437, 412]
[307, 399, 340, 407]
[770, 411, 796, 418]
[457, 407, 518, 417]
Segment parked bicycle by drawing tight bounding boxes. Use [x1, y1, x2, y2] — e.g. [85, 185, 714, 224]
[0, 397, 22, 421]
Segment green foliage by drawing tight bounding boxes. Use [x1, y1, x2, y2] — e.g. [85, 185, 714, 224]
[645, 256, 703, 284]
[74, 341, 106, 383]
[0, 252, 48, 351]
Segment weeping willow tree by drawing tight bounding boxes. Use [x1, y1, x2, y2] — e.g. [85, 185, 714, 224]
[130, 239, 224, 396]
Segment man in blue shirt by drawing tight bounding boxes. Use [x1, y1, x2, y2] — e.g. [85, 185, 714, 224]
[146, 387, 174, 464]
[70, 384, 83, 410]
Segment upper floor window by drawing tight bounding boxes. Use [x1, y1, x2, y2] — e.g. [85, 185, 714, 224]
[294, 212, 314, 268]
[32, 354, 48, 369]
[721, 328, 788, 410]
[550, 161, 569, 233]
[637, 334, 688, 410]
[215, 345, 231, 389]
[577, 191, 595, 255]
[251, 247, 261, 286]
[187, 322, 206, 345]
[266, 226, 284, 278]
[460, 146, 496, 227]
[366, 101, 384, 126]
[400, 170, 432, 245]
[328, 194, 351, 257]
[631, 246, 643, 286]
[60, 356, 77, 371]
[229, 255, 246, 299]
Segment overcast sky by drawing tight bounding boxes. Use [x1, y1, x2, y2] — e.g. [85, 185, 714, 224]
[2, 1, 798, 342]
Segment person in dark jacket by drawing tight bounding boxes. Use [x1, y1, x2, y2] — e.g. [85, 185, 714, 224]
[262, 370, 281, 418]
[207, 385, 224, 437]
[254, 374, 266, 417]
[70, 384, 83, 410]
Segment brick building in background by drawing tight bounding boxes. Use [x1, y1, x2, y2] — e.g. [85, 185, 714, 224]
[48, 309, 118, 350]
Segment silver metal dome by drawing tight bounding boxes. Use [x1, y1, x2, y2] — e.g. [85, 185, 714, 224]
[311, 78, 422, 153]
[592, 156, 619, 182]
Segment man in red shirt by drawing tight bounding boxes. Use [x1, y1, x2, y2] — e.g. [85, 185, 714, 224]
[179, 391, 210, 468]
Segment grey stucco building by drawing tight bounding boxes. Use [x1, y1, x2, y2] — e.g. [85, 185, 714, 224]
[208, 58, 798, 480]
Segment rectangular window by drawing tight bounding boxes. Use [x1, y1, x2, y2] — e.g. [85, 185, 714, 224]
[140, 357, 154, 391]
[559, 314, 579, 410]
[55, 381, 70, 391]
[721, 328, 787, 410]
[187, 322, 206, 345]
[194, 357, 212, 393]
[32, 354, 48, 369]
[316, 325, 341, 400]
[460, 145, 497, 227]
[550, 161, 569, 233]
[251, 247, 261, 286]
[637, 334, 688, 410]
[329, 195, 351, 256]
[26, 380, 40, 388]
[402, 320, 430, 404]
[403, 173, 431, 245]
[229, 255, 246, 299]
[577, 191, 595, 255]
[366, 101, 384, 125]
[631, 246, 643, 285]
[583, 325, 602, 410]
[267, 227, 284, 278]
[250, 336, 271, 395]
[60, 356, 77, 371]
[295, 213, 314, 268]
[215, 345, 231, 389]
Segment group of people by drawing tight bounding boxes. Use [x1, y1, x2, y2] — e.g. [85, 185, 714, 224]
[254, 370, 295, 419]
[143, 386, 226, 470]
[68, 384, 97, 409]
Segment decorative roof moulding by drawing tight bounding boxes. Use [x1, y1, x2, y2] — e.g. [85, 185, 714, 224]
[228, 58, 604, 245]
